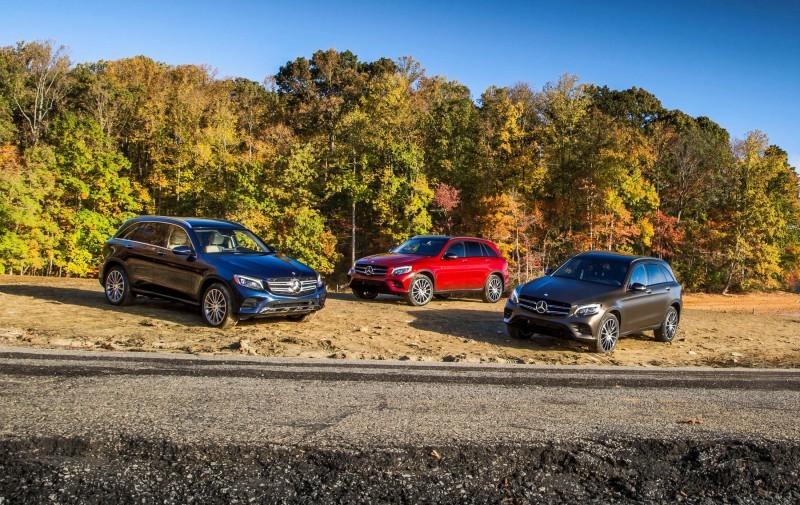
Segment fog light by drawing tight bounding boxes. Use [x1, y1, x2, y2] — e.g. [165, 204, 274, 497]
[240, 298, 259, 310]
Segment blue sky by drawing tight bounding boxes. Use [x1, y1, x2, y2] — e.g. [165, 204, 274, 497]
[1, 0, 798, 168]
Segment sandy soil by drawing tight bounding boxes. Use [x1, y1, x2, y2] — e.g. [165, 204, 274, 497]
[1, 275, 798, 367]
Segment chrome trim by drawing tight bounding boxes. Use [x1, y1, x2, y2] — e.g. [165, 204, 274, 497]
[258, 300, 321, 314]
[266, 277, 317, 296]
[354, 263, 388, 276]
[518, 295, 571, 316]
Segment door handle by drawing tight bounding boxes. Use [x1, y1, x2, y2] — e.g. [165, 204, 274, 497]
[125, 245, 134, 250]
[157, 251, 166, 257]
[665, 287, 671, 291]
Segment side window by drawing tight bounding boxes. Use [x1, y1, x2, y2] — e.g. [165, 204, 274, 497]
[465, 241, 484, 257]
[165, 225, 192, 251]
[660, 265, 676, 282]
[117, 223, 141, 240]
[628, 264, 647, 287]
[480, 243, 499, 258]
[444, 242, 465, 258]
[129, 222, 166, 247]
[645, 263, 667, 285]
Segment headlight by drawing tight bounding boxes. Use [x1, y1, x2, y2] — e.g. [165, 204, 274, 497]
[574, 303, 601, 317]
[509, 286, 521, 304]
[316, 273, 325, 288]
[233, 274, 264, 291]
[391, 265, 412, 275]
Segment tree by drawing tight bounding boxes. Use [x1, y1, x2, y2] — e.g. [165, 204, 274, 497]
[6, 40, 71, 145]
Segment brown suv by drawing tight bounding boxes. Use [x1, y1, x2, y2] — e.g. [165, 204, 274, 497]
[504, 251, 682, 352]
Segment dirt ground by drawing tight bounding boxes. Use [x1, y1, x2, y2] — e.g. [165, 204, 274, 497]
[0, 275, 798, 367]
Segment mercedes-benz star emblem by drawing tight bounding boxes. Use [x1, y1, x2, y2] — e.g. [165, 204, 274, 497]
[535, 300, 548, 314]
[290, 279, 302, 293]
[365, 266, 374, 276]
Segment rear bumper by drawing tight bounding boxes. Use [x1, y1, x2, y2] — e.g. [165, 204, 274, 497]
[503, 301, 601, 342]
[347, 272, 415, 295]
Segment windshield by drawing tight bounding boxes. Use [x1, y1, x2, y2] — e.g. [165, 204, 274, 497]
[552, 256, 630, 286]
[394, 237, 449, 256]
[194, 228, 272, 255]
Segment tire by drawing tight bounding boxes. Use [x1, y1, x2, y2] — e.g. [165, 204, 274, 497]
[352, 287, 379, 300]
[595, 312, 619, 353]
[508, 325, 534, 340]
[655, 306, 679, 342]
[482, 274, 504, 303]
[287, 312, 315, 323]
[201, 283, 238, 329]
[104, 266, 135, 306]
[433, 294, 450, 300]
[406, 274, 434, 306]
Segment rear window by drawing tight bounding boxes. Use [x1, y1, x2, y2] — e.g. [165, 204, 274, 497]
[126, 222, 165, 247]
[660, 264, 676, 282]
[480, 243, 499, 258]
[465, 241, 484, 257]
[645, 263, 667, 285]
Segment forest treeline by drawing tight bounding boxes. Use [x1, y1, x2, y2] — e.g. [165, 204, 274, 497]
[1, 40, 799, 292]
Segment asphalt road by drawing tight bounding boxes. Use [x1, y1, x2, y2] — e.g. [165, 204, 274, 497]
[1, 347, 799, 503]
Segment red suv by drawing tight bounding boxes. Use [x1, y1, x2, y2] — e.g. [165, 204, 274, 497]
[348, 235, 509, 306]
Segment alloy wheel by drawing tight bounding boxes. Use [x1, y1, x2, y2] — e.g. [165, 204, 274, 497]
[665, 311, 678, 340]
[599, 317, 619, 352]
[105, 270, 124, 303]
[411, 277, 433, 305]
[204, 288, 227, 325]
[487, 276, 503, 302]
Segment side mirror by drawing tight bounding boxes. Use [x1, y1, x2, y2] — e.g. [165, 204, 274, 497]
[629, 282, 647, 292]
[388, 246, 397, 253]
[172, 245, 194, 257]
[267, 245, 277, 254]
[442, 253, 458, 260]
[544, 267, 553, 276]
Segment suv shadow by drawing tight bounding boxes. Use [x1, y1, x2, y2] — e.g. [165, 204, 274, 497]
[0, 283, 208, 328]
[407, 307, 592, 353]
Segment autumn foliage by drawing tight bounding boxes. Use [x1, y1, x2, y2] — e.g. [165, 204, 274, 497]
[0, 41, 798, 291]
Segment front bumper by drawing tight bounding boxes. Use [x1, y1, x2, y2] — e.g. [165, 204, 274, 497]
[347, 271, 415, 295]
[234, 284, 327, 319]
[503, 301, 602, 342]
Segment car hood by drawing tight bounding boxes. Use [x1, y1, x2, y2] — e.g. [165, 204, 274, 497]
[356, 253, 429, 266]
[519, 276, 618, 305]
[214, 254, 316, 279]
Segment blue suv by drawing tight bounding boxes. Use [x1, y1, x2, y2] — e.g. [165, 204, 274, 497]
[99, 216, 326, 328]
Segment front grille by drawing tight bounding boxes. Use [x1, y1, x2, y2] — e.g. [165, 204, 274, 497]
[266, 277, 317, 296]
[518, 295, 571, 317]
[354, 262, 388, 277]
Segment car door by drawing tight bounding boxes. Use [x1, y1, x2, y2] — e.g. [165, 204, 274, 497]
[644, 262, 672, 326]
[437, 241, 469, 290]
[119, 222, 162, 288]
[151, 224, 204, 301]
[465, 241, 490, 289]
[618, 263, 654, 333]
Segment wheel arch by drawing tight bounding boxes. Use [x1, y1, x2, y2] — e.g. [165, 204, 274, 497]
[606, 308, 622, 328]
[416, 270, 436, 290]
[198, 275, 231, 300]
[101, 259, 127, 283]
[488, 271, 505, 290]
